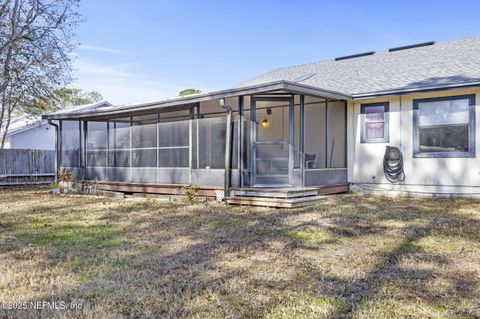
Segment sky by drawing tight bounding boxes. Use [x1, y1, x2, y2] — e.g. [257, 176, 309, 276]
[73, 0, 480, 105]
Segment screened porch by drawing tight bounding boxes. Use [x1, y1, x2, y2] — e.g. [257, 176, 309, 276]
[51, 81, 350, 191]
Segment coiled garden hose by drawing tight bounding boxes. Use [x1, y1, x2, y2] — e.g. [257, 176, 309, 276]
[383, 146, 405, 183]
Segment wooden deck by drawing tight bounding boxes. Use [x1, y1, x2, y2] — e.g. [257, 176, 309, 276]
[226, 195, 327, 208]
[95, 182, 350, 207]
[96, 182, 220, 197]
[226, 184, 350, 208]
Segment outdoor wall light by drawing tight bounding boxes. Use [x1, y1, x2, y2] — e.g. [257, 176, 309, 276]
[266, 107, 272, 115]
[261, 119, 269, 128]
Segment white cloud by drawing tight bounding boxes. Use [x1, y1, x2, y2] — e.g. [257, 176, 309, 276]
[72, 58, 216, 105]
[78, 44, 126, 54]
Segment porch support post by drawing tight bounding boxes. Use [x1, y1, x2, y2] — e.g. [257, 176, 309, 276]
[189, 107, 194, 184]
[344, 100, 348, 168]
[225, 109, 232, 196]
[78, 121, 82, 169]
[288, 95, 294, 186]
[325, 98, 328, 168]
[58, 121, 62, 182]
[300, 95, 305, 187]
[106, 121, 110, 180]
[238, 96, 244, 187]
[196, 103, 200, 169]
[156, 112, 160, 184]
[250, 96, 256, 186]
[58, 121, 62, 179]
[129, 116, 132, 183]
[82, 121, 87, 180]
[48, 119, 60, 184]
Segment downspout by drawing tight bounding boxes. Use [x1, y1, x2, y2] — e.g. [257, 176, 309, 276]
[47, 120, 59, 184]
[219, 98, 232, 200]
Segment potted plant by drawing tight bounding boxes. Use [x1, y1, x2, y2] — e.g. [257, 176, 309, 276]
[58, 168, 73, 193]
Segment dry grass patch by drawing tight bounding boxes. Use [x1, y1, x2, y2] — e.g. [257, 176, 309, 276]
[0, 187, 479, 318]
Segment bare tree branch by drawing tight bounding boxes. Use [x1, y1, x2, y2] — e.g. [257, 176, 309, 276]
[0, 0, 81, 147]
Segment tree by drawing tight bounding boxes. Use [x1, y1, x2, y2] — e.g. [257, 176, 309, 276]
[0, 0, 82, 148]
[52, 88, 103, 108]
[179, 88, 201, 97]
[28, 88, 103, 114]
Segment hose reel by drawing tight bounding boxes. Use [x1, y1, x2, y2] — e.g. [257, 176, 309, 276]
[383, 146, 405, 183]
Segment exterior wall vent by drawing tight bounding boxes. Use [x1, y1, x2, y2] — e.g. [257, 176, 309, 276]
[335, 51, 375, 61]
[388, 41, 435, 52]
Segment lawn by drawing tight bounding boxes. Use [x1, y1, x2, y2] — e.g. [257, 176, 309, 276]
[0, 187, 479, 318]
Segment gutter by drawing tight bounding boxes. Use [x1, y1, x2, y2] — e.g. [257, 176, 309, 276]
[219, 98, 233, 200]
[47, 120, 59, 184]
[352, 82, 480, 100]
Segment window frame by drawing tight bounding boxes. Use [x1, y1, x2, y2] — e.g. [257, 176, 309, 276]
[413, 94, 476, 158]
[360, 102, 390, 143]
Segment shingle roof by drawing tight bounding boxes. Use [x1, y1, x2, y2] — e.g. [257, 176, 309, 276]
[237, 35, 480, 97]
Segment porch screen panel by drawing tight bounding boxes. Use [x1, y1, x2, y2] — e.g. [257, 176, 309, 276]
[231, 115, 239, 170]
[256, 144, 289, 175]
[241, 109, 252, 185]
[158, 119, 189, 167]
[326, 102, 346, 168]
[255, 103, 290, 176]
[131, 115, 157, 183]
[294, 100, 301, 168]
[86, 121, 107, 167]
[304, 98, 326, 169]
[109, 119, 130, 149]
[194, 116, 226, 169]
[132, 149, 157, 167]
[60, 120, 80, 167]
[132, 116, 157, 148]
[104, 118, 130, 182]
[108, 118, 131, 168]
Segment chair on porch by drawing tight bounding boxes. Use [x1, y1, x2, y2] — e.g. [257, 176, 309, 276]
[304, 152, 318, 169]
[293, 151, 318, 169]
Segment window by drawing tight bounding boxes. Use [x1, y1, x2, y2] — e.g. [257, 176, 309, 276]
[361, 102, 389, 143]
[413, 95, 475, 158]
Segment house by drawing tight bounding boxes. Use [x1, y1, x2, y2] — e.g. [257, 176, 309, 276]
[42, 35, 480, 201]
[5, 101, 112, 150]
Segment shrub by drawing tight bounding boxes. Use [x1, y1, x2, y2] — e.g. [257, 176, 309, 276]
[184, 184, 200, 203]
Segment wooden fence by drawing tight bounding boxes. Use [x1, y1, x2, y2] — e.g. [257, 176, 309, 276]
[0, 149, 55, 186]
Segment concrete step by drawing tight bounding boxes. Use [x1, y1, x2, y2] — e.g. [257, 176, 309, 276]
[226, 195, 325, 208]
[231, 187, 318, 199]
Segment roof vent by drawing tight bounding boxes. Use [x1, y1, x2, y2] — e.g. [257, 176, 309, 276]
[388, 41, 435, 52]
[292, 73, 317, 82]
[335, 51, 375, 61]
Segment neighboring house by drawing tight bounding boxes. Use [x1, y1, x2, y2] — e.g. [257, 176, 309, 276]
[43, 35, 480, 199]
[5, 101, 112, 149]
